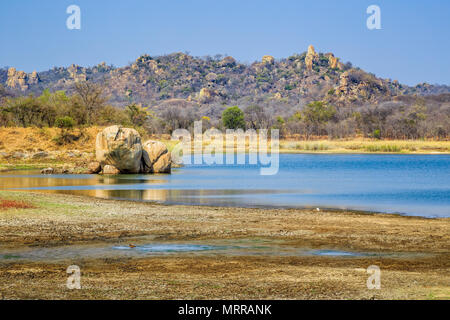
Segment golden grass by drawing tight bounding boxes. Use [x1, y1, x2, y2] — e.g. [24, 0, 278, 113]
[279, 139, 450, 154]
[0, 127, 101, 153]
[0, 127, 448, 156]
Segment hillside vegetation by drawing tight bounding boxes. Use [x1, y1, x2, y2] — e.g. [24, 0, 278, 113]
[1, 45, 449, 140]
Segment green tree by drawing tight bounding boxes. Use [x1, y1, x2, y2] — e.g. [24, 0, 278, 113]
[54, 116, 75, 129]
[302, 101, 336, 124]
[302, 101, 336, 137]
[54, 116, 76, 145]
[222, 106, 245, 129]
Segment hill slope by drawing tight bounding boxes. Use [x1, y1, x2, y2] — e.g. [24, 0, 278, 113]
[3, 45, 450, 110]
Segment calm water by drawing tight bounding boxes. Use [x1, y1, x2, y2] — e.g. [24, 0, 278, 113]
[0, 154, 449, 218]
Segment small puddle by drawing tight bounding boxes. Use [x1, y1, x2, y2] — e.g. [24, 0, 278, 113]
[308, 250, 364, 257]
[0, 239, 416, 262]
[112, 244, 229, 253]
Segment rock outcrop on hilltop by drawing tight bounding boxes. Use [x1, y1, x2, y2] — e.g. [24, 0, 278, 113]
[6, 68, 40, 91]
[95, 126, 172, 174]
[2, 45, 449, 106]
[262, 55, 275, 65]
[325, 53, 342, 70]
[305, 45, 319, 71]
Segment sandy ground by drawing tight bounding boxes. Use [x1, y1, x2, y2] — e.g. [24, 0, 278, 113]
[0, 190, 449, 300]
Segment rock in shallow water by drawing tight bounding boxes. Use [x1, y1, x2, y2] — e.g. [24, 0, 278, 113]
[152, 152, 171, 173]
[95, 125, 142, 173]
[41, 167, 54, 174]
[88, 161, 101, 174]
[94, 126, 172, 174]
[142, 140, 171, 173]
[102, 165, 120, 175]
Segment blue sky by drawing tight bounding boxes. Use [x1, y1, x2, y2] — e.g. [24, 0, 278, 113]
[0, 0, 449, 85]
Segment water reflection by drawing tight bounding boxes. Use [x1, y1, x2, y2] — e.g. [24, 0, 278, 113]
[1, 154, 449, 217]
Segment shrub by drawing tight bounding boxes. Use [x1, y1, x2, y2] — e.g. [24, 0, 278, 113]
[373, 129, 381, 139]
[54, 116, 75, 129]
[222, 106, 245, 129]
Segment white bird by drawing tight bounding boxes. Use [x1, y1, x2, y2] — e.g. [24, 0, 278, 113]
[316, 208, 320, 212]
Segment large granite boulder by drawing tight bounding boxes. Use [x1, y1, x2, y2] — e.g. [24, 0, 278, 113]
[95, 126, 143, 173]
[142, 140, 172, 174]
[152, 152, 172, 173]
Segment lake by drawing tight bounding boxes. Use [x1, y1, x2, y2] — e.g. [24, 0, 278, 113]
[0, 154, 449, 218]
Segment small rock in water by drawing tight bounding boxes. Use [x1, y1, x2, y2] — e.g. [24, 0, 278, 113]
[41, 167, 54, 174]
[102, 165, 120, 175]
[129, 244, 136, 248]
[61, 167, 70, 174]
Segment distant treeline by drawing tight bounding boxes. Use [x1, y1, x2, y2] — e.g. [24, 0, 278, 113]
[0, 83, 449, 140]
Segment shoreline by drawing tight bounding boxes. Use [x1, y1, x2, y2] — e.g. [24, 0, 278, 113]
[0, 190, 449, 299]
[1, 150, 449, 173]
[0, 170, 448, 220]
[0, 186, 447, 220]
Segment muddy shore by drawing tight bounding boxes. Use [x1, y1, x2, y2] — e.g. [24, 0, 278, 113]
[0, 190, 449, 300]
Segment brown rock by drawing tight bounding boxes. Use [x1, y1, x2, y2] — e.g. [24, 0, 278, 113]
[142, 140, 172, 173]
[142, 140, 168, 167]
[262, 55, 275, 65]
[152, 152, 172, 174]
[41, 167, 54, 174]
[219, 56, 236, 67]
[32, 151, 49, 159]
[102, 165, 120, 175]
[336, 71, 350, 94]
[305, 45, 318, 71]
[7, 68, 29, 91]
[29, 71, 40, 85]
[325, 53, 340, 69]
[199, 88, 217, 103]
[88, 161, 102, 174]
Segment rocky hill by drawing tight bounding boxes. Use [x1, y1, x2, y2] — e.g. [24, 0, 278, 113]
[2, 45, 449, 110]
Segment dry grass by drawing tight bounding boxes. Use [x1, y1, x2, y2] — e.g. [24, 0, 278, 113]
[279, 139, 450, 154]
[0, 127, 448, 157]
[0, 127, 101, 153]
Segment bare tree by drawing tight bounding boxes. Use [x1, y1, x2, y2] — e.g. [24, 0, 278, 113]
[73, 81, 108, 124]
[244, 105, 272, 130]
